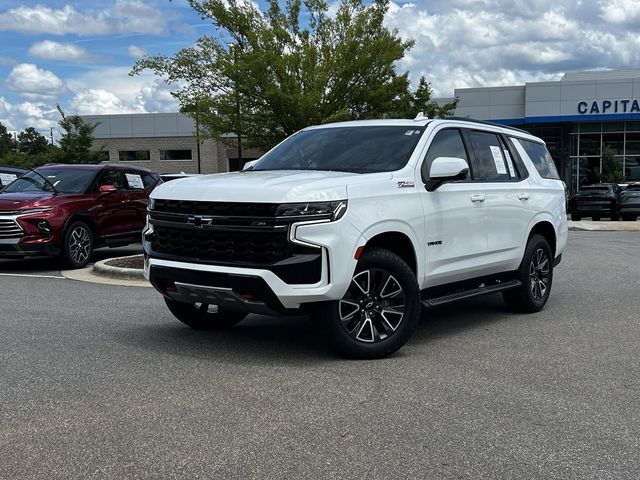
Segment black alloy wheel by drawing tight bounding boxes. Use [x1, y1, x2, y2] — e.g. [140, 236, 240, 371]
[62, 221, 93, 268]
[339, 268, 407, 343]
[321, 247, 420, 359]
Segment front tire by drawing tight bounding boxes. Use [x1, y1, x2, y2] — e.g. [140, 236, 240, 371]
[164, 298, 248, 330]
[321, 247, 420, 359]
[62, 221, 93, 268]
[503, 234, 553, 313]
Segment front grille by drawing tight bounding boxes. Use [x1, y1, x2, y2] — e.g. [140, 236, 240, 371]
[148, 200, 324, 284]
[153, 199, 280, 217]
[151, 225, 304, 264]
[0, 218, 23, 239]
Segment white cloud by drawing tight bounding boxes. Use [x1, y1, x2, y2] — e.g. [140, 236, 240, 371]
[128, 45, 147, 59]
[0, 97, 59, 132]
[28, 40, 104, 63]
[600, 0, 640, 25]
[5, 63, 67, 100]
[0, 0, 171, 37]
[384, 0, 640, 96]
[70, 89, 137, 115]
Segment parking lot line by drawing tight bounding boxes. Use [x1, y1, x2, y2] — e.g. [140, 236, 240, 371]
[0, 273, 66, 280]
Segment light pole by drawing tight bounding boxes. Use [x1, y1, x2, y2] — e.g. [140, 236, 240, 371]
[227, 43, 242, 164]
[195, 98, 202, 174]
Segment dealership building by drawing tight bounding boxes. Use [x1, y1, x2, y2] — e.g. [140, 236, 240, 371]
[85, 69, 640, 192]
[445, 69, 640, 192]
[83, 112, 260, 175]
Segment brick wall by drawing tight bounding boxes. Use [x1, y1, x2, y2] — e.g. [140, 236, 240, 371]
[90, 136, 228, 174]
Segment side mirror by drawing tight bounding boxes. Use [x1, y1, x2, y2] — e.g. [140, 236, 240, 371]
[99, 184, 117, 193]
[243, 159, 259, 171]
[425, 157, 469, 192]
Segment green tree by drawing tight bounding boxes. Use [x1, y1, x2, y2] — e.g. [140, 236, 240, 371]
[56, 106, 104, 164]
[393, 76, 458, 119]
[132, 0, 414, 150]
[0, 122, 14, 157]
[601, 146, 624, 183]
[18, 127, 49, 156]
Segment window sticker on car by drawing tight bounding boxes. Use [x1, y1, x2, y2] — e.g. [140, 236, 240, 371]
[504, 150, 516, 177]
[0, 173, 17, 186]
[125, 173, 144, 189]
[489, 145, 507, 174]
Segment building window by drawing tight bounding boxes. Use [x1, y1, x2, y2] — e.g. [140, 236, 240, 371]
[160, 149, 192, 160]
[119, 150, 150, 161]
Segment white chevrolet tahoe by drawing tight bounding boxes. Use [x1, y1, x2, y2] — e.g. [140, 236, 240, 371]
[143, 117, 568, 358]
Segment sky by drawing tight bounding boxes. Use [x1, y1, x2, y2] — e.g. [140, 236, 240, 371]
[1, 0, 640, 137]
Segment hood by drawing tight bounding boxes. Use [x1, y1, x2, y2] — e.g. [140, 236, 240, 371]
[0, 192, 54, 211]
[151, 170, 392, 203]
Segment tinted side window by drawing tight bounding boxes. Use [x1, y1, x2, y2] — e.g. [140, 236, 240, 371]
[467, 131, 510, 182]
[517, 139, 560, 180]
[506, 137, 529, 179]
[97, 171, 127, 190]
[421, 129, 469, 181]
[143, 173, 160, 189]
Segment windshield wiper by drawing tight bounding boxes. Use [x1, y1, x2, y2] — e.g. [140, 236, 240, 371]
[27, 168, 58, 194]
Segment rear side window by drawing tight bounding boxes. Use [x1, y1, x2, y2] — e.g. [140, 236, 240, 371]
[517, 139, 560, 180]
[467, 131, 510, 182]
[421, 129, 469, 181]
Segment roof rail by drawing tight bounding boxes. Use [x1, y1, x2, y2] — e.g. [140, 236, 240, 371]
[443, 117, 531, 135]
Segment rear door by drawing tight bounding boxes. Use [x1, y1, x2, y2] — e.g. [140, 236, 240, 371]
[464, 130, 533, 269]
[419, 127, 489, 286]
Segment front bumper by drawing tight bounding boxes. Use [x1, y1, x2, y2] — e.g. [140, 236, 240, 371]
[145, 217, 364, 310]
[0, 240, 61, 258]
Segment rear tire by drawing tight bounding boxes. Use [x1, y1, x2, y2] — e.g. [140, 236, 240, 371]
[62, 221, 93, 269]
[503, 234, 553, 313]
[570, 214, 581, 221]
[165, 298, 248, 330]
[319, 247, 420, 359]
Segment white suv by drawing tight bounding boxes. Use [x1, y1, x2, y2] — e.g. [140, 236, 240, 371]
[143, 117, 568, 358]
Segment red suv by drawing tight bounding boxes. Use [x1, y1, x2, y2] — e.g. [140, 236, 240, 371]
[0, 164, 160, 268]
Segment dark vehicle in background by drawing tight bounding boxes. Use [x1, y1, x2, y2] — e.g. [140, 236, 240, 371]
[619, 183, 640, 221]
[569, 184, 620, 221]
[0, 164, 160, 268]
[0, 165, 27, 188]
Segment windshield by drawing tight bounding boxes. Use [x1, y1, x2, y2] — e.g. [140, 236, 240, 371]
[253, 126, 425, 174]
[2, 168, 96, 194]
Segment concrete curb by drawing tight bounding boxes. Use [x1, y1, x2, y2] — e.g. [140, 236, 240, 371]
[93, 255, 145, 281]
[568, 220, 640, 232]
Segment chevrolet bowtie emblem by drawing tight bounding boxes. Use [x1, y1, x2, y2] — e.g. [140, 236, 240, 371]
[187, 215, 214, 227]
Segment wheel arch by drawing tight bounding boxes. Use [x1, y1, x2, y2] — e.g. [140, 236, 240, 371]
[63, 213, 97, 239]
[362, 230, 418, 278]
[527, 220, 557, 257]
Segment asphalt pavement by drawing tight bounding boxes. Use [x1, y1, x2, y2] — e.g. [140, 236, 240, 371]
[1, 232, 639, 479]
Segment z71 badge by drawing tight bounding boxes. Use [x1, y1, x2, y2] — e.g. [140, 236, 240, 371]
[397, 181, 415, 188]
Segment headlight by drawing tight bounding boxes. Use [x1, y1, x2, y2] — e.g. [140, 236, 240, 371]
[148, 198, 156, 210]
[16, 207, 54, 216]
[276, 201, 347, 220]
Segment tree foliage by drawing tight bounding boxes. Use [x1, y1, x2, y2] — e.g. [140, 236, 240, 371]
[132, 0, 425, 150]
[18, 127, 50, 156]
[56, 106, 104, 164]
[600, 146, 624, 183]
[393, 76, 458, 119]
[0, 122, 14, 158]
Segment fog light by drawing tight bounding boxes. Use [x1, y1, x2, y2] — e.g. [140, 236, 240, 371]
[37, 220, 51, 234]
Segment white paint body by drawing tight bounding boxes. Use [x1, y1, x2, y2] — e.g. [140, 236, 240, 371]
[147, 119, 568, 309]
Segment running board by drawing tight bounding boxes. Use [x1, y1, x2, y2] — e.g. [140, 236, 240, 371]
[422, 279, 522, 308]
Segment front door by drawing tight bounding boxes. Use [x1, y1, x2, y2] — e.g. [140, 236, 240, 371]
[419, 127, 489, 286]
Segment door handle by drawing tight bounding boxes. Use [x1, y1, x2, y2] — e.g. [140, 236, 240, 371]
[518, 193, 530, 200]
[470, 194, 485, 203]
